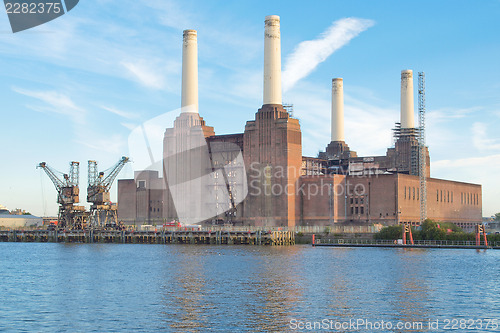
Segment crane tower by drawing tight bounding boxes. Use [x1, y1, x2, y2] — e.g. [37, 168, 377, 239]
[37, 161, 86, 229]
[87, 156, 130, 228]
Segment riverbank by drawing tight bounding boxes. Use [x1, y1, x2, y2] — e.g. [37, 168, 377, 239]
[313, 238, 500, 250]
[0, 229, 295, 245]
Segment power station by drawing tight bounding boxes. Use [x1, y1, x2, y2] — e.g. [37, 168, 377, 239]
[118, 15, 482, 230]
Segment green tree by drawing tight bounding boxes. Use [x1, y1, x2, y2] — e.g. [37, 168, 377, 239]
[420, 219, 446, 240]
[374, 225, 402, 240]
[494, 213, 500, 221]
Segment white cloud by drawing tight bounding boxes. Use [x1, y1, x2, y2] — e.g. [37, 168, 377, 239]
[288, 81, 395, 157]
[12, 86, 85, 123]
[427, 107, 479, 124]
[121, 61, 167, 90]
[472, 122, 500, 151]
[140, 0, 195, 31]
[433, 154, 500, 169]
[432, 154, 500, 216]
[76, 134, 126, 155]
[101, 106, 139, 119]
[282, 18, 375, 92]
[121, 122, 138, 130]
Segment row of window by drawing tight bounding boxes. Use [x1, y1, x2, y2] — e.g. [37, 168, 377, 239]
[405, 187, 478, 207]
[349, 197, 365, 205]
[404, 186, 419, 201]
[350, 206, 365, 215]
[461, 192, 479, 206]
[434, 190, 480, 206]
[436, 190, 453, 203]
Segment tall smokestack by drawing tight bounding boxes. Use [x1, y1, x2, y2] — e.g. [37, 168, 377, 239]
[400, 69, 415, 128]
[181, 29, 198, 113]
[331, 78, 345, 142]
[263, 15, 282, 106]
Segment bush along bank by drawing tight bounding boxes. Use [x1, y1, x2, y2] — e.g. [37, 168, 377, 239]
[374, 219, 500, 243]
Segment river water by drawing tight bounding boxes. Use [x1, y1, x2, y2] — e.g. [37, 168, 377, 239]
[1, 243, 499, 332]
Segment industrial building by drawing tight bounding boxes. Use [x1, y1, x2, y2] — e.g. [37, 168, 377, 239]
[118, 15, 482, 230]
[0, 205, 43, 228]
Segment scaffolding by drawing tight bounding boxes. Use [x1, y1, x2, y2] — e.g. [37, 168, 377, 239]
[283, 103, 294, 117]
[418, 72, 427, 223]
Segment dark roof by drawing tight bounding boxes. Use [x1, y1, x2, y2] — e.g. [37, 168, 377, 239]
[0, 214, 41, 219]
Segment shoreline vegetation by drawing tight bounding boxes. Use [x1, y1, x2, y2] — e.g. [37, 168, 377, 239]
[374, 219, 500, 243]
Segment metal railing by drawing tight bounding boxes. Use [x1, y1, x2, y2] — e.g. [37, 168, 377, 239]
[316, 239, 500, 247]
[193, 225, 382, 233]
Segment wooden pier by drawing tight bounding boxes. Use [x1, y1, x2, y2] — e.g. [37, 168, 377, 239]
[0, 229, 295, 246]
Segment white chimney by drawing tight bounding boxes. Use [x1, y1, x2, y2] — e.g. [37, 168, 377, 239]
[263, 15, 282, 105]
[181, 29, 198, 113]
[331, 78, 345, 142]
[400, 69, 415, 128]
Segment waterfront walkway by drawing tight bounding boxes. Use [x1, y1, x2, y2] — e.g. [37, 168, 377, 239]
[314, 239, 500, 250]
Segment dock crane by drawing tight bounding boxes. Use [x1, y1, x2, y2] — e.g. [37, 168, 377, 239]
[87, 156, 130, 228]
[37, 161, 86, 229]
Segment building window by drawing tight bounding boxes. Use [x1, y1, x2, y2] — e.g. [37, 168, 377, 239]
[413, 187, 415, 200]
[360, 197, 364, 205]
[447, 191, 450, 203]
[461, 192, 463, 204]
[360, 207, 364, 214]
[417, 188, 419, 201]
[351, 207, 354, 215]
[405, 187, 407, 199]
[355, 198, 358, 204]
[437, 190, 439, 202]
[355, 207, 359, 214]
[451, 192, 453, 203]
[441, 190, 443, 202]
[350, 198, 354, 204]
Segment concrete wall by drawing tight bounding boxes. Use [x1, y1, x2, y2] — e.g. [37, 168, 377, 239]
[117, 171, 164, 225]
[296, 175, 346, 226]
[117, 179, 136, 224]
[0, 216, 43, 228]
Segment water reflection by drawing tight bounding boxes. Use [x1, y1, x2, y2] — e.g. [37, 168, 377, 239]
[389, 249, 431, 331]
[158, 246, 210, 332]
[246, 246, 304, 331]
[1, 244, 499, 332]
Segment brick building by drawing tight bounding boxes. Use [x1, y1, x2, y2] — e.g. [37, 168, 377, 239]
[118, 16, 482, 230]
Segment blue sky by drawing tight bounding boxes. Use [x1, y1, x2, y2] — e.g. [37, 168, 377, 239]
[0, 0, 499, 217]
